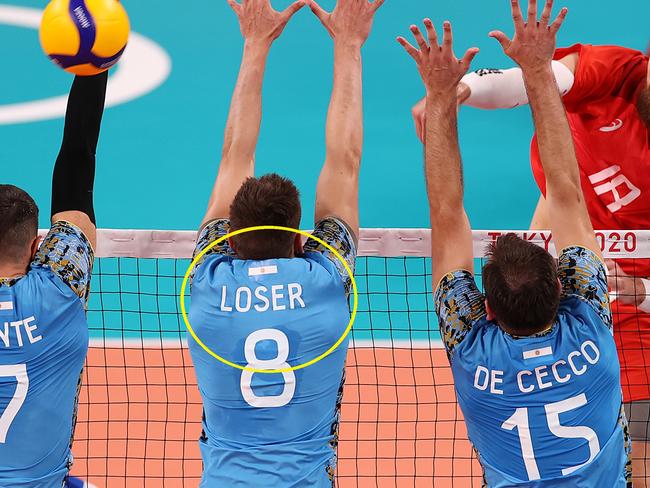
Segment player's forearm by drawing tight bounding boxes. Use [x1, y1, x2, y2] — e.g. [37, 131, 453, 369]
[221, 41, 271, 166]
[524, 67, 582, 200]
[424, 93, 464, 214]
[325, 42, 363, 168]
[525, 65, 597, 253]
[424, 90, 473, 282]
[461, 61, 574, 109]
[51, 72, 108, 225]
[202, 42, 270, 225]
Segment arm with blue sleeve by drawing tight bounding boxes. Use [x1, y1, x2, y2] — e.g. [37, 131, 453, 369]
[434, 272, 486, 359]
[558, 247, 612, 329]
[31, 72, 108, 305]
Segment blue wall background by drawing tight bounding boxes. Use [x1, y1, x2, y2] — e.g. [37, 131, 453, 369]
[2, 0, 648, 231]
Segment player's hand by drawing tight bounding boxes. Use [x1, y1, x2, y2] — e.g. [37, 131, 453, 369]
[489, 0, 568, 71]
[306, 0, 385, 47]
[398, 20, 479, 96]
[606, 259, 648, 307]
[412, 83, 471, 143]
[227, 0, 305, 45]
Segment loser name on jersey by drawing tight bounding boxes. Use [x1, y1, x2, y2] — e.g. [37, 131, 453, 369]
[218, 283, 306, 313]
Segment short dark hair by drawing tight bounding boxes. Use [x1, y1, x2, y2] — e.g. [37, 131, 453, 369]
[229, 174, 301, 260]
[482, 233, 560, 335]
[636, 86, 650, 129]
[0, 185, 39, 263]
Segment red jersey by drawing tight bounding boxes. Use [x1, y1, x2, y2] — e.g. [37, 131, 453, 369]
[531, 44, 650, 401]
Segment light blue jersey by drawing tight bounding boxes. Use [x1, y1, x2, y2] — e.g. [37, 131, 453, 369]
[0, 222, 93, 487]
[434, 246, 630, 487]
[189, 218, 356, 487]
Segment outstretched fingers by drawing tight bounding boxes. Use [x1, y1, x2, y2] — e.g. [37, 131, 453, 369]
[305, 0, 329, 24]
[488, 30, 512, 51]
[442, 21, 453, 57]
[549, 7, 568, 34]
[282, 0, 306, 19]
[410, 24, 429, 52]
[371, 0, 385, 12]
[539, 0, 553, 27]
[526, 0, 538, 26]
[510, 0, 524, 35]
[397, 36, 420, 61]
[226, 0, 242, 14]
[423, 18, 439, 49]
[460, 47, 480, 70]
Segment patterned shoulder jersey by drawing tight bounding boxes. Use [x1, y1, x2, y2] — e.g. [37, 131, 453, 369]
[434, 247, 629, 486]
[0, 221, 92, 487]
[31, 221, 94, 306]
[189, 217, 356, 487]
[194, 217, 356, 290]
[557, 246, 612, 329]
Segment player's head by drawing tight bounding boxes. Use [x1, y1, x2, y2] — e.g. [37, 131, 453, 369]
[482, 233, 561, 336]
[637, 54, 650, 129]
[0, 185, 40, 269]
[229, 174, 302, 260]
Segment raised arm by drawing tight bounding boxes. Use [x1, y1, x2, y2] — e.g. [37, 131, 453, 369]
[307, 0, 384, 240]
[411, 54, 576, 143]
[491, 0, 600, 257]
[397, 20, 478, 287]
[51, 72, 109, 249]
[200, 0, 304, 228]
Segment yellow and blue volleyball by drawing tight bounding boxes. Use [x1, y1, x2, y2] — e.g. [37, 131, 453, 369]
[39, 0, 130, 76]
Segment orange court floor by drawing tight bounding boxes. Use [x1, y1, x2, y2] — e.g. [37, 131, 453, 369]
[70, 347, 484, 487]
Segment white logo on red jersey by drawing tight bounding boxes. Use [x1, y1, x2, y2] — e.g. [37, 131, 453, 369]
[588, 165, 641, 213]
[599, 119, 624, 132]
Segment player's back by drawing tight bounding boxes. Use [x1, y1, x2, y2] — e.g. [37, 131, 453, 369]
[189, 250, 350, 487]
[0, 241, 90, 487]
[435, 246, 629, 487]
[454, 298, 625, 486]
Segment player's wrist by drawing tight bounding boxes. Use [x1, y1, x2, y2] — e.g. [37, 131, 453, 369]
[243, 38, 273, 53]
[425, 88, 458, 107]
[334, 39, 363, 54]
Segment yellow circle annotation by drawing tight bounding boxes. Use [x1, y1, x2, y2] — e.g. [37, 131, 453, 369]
[180, 225, 358, 374]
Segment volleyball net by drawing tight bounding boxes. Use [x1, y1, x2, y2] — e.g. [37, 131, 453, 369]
[66, 229, 650, 487]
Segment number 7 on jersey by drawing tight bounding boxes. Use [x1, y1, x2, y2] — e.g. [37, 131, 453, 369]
[0, 364, 29, 443]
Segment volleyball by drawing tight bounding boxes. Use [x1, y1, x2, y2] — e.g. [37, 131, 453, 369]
[39, 0, 130, 76]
